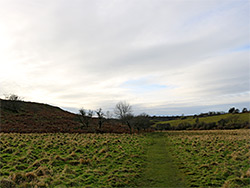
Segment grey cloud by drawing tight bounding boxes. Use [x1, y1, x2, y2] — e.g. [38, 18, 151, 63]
[190, 51, 250, 96]
[0, 0, 249, 115]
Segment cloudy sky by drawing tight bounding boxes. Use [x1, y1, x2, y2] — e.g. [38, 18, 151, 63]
[0, 0, 249, 115]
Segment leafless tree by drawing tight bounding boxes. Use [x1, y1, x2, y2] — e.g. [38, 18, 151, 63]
[96, 108, 105, 129]
[114, 101, 133, 133]
[88, 110, 94, 118]
[3, 94, 23, 112]
[79, 108, 93, 128]
[4, 94, 22, 101]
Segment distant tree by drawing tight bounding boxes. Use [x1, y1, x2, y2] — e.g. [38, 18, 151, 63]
[88, 110, 94, 118]
[132, 113, 151, 132]
[242, 108, 248, 113]
[228, 107, 235, 113]
[79, 108, 93, 128]
[4, 94, 22, 101]
[208, 111, 216, 116]
[96, 108, 105, 129]
[234, 109, 240, 113]
[3, 94, 23, 112]
[114, 101, 133, 134]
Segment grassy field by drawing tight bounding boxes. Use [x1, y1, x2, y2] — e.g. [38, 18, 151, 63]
[154, 112, 250, 128]
[1, 130, 249, 187]
[166, 129, 250, 187]
[0, 133, 149, 187]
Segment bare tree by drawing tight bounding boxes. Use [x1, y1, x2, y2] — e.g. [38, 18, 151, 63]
[3, 94, 23, 112]
[4, 94, 22, 101]
[79, 108, 93, 128]
[88, 110, 94, 118]
[242, 108, 248, 113]
[96, 108, 105, 129]
[228, 107, 235, 113]
[114, 101, 133, 134]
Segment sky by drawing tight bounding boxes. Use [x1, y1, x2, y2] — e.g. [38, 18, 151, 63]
[0, 0, 249, 116]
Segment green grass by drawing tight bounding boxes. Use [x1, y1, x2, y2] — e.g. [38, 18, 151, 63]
[1, 130, 249, 187]
[135, 133, 186, 187]
[0, 133, 149, 187]
[154, 112, 250, 127]
[165, 129, 250, 187]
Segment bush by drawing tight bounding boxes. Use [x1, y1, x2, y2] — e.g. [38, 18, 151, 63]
[156, 123, 171, 131]
[175, 122, 191, 130]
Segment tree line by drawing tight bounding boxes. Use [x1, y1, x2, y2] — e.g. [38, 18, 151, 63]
[78, 101, 152, 134]
[2, 94, 249, 132]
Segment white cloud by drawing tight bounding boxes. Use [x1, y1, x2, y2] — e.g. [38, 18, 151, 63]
[0, 0, 249, 115]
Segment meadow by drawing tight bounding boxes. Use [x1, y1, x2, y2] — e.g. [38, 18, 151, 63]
[155, 112, 249, 126]
[0, 133, 149, 187]
[166, 129, 250, 187]
[1, 130, 249, 187]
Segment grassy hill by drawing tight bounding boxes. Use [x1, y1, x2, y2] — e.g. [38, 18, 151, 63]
[0, 99, 126, 133]
[153, 112, 250, 130]
[1, 98, 249, 133]
[155, 113, 250, 126]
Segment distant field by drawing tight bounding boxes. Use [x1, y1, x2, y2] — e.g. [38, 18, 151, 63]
[154, 112, 250, 128]
[0, 133, 148, 187]
[166, 129, 250, 187]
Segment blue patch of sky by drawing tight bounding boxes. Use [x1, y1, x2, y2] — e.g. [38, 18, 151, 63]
[231, 44, 250, 52]
[62, 107, 79, 114]
[218, 43, 250, 56]
[120, 77, 170, 94]
[181, 0, 247, 29]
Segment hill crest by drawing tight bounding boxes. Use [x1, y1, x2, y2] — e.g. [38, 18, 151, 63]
[0, 99, 128, 133]
[0, 99, 80, 133]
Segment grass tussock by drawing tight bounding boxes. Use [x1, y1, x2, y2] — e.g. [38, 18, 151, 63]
[166, 129, 250, 187]
[0, 178, 16, 188]
[0, 133, 148, 187]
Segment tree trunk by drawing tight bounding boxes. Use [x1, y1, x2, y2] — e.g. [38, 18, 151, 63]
[127, 121, 132, 134]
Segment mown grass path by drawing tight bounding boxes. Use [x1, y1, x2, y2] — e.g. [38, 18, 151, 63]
[136, 132, 186, 188]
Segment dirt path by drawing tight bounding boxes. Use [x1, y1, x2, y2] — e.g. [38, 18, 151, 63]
[136, 133, 186, 187]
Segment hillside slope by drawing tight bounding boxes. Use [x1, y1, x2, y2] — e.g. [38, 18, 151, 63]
[0, 99, 81, 133]
[154, 112, 250, 130]
[0, 99, 128, 133]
